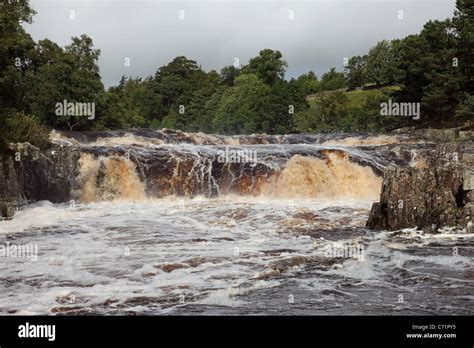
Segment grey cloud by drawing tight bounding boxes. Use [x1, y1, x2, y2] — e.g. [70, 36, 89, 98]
[26, 0, 456, 87]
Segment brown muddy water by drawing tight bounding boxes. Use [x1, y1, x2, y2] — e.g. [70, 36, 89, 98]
[0, 130, 472, 315]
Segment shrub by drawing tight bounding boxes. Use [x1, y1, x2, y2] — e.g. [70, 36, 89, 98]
[0, 111, 51, 151]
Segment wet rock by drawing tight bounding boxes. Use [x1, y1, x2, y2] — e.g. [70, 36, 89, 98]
[0, 153, 24, 219]
[56, 293, 78, 304]
[464, 174, 474, 191]
[0, 201, 16, 219]
[368, 143, 474, 231]
[255, 255, 341, 280]
[459, 131, 474, 141]
[159, 263, 188, 273]
[0, 143, 81, 219]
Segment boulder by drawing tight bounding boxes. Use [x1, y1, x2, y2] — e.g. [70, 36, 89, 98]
[367, 142, 473, 232]
[0, 143, 81, 219]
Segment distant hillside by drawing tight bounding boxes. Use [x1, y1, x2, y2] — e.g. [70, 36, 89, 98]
[307, 85, 400, 109]
[292, 85, 403, 133]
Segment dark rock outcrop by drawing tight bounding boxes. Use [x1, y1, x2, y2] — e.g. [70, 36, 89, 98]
[0, 143, 81, 219]
[367, 142, 474, 232]
[0, 153, 23, 219]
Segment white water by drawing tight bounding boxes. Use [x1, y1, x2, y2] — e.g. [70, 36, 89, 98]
[1, 131, 472, 315]
[1, 197, 473, 315]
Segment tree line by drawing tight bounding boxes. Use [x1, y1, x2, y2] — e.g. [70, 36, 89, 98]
[0, 0, 472, 151]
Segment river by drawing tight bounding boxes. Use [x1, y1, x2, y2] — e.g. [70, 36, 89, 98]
[0, 130, 473, 315]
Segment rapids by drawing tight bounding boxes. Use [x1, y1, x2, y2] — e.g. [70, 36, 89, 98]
[0, 130, 472, 315]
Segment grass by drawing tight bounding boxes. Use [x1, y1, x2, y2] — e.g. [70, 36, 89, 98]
[307, 85, 400, 109]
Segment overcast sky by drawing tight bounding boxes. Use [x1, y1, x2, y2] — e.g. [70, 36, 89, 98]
[26, 0, 456, 87]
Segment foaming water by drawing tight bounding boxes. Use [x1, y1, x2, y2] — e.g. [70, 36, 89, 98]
[49, 129, 427, 202]
[0, 197, 473, 315]
[73, 153, 145, 202]
[1, 130, 471, 315]
[264, 154, 381, 200]
[72, 152, 381, 203]
[321, 135, 400, 147]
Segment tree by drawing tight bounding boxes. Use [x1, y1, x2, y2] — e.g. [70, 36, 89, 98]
[182, 70, 220, 131]
[365, 40, 398, 86]
[293, 89, 399, 133]
[26, 35, 104, 130]
[97, 77, 148, 130]
[392, 34, 426, 103]
[195, 86, 228, 133]
[346, 92, 398, 132]
[220, 65, 240, 86]
[242, 49, 287, 86]
[0, 0, 50, 150]
[320, 68, 346, 91]
[155, 56, 205, 107]
[453, 0, 474, 94]
[345, 55, 367, 89]
[213, 74, 270, 134]
[65, 34, 101, 75]
[455, 94, 474, 122]
[2, 0, 471, 137]
[0, 112, 50, 151]
[255, 79, 308, 134]
[394, 20, 463, 125]
[161, 108, 178, 129]
[135, 77, 163, 127]
[150, 56, 210, 129]
[294, 71, 320, 95]
[293, 91, 349, 132]
[0, 0, 36, 111]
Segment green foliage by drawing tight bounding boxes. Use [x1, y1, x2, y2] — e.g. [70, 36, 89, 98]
[344, 55, 367, 90]
[0, 111, 50, 150]
[0, 0, 36, 110]
[161, 108, 178, 129]
[394, 19, 463, 125]
[365, 40, 399, 86]
[294, 88, 399, 133]
[26, 35, 104, 130]
[347, 92, 398, 132]
[344, 86, 399, 109]
[148, 56, 215, 129]
[453, 0, 474, 94]
[320, 68, 346, 91]
[95, 77, 148, 130]
[455, 94, 474, 121]
[0, 0, 471, 140]
[220, 65, 240, 86]
[211, 73, 308, 134]
[176, 70, 220, 131]
[241, 49, 287, 86]
[66, 34, 101, 75]
[294, 71, 320, 95]
[213, 74, 270, 134]
[264, 79, 308, 133]
[194, 86, 228, 133]
[0, 0, 50, 153]
[155, 56, 205, 107]
[293, 92, 348, 132]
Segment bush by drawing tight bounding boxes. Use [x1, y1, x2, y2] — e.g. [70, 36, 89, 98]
[0, 112, 51, 151]
[455, 94, 474, 122]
